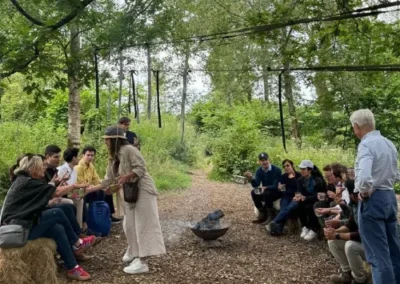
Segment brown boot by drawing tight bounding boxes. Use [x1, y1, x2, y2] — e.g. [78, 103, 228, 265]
[252, 210, 267, 224]
[330, 271, 353, 283]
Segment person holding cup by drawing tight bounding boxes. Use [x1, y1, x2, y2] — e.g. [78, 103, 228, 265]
[268, 159, 301, 235]
[245, 152, 282, 224]
[296, 160, 327, 241]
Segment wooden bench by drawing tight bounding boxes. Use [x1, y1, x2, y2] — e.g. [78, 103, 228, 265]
[0, 238, 59, 284]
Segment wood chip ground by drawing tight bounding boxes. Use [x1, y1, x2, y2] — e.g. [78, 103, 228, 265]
[59, 171, 400, 284]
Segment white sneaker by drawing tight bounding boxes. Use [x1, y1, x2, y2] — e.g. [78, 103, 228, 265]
[123, 259, 149, 274]
[122, 247, 136, 263]
[300, 227, 310, 239]
[122, 253, 136, 263]
[304, 230, 317, 241]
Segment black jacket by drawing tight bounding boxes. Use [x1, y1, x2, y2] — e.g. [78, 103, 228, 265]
[298, 176, 326, 206]
[1, 172, 56, 228]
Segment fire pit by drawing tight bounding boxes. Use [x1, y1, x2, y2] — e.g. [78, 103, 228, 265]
[190, 210, 229, 247]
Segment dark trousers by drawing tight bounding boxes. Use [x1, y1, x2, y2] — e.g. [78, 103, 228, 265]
[104, 194, 115, 215]
[51, 203, 81, 235]
[358, 190, 400, 284]
[298, 202, 319, 231]
[273, 198, 299, 231]
[251, 189, 282, 211]
[28, 208, 78, 270]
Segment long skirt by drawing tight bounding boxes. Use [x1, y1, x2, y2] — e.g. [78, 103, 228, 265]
[123, 189, 166, 257]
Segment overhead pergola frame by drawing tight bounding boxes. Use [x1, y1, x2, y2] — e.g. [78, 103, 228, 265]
[273, 64, 400, 153]
[92, 49, 400, 151]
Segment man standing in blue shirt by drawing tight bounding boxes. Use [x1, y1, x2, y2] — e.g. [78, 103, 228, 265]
[350, 109, 400, 284]
[245, 152, 282, 224]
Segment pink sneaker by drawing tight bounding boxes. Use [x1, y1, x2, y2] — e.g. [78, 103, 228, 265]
[74, 236, 96, 256]
[67, 265, 91, 281]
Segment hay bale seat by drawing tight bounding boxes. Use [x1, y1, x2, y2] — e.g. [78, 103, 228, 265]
[0, 238, 59, 284]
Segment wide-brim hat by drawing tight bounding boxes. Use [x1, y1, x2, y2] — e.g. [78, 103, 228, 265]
[102, 126, 127, 139]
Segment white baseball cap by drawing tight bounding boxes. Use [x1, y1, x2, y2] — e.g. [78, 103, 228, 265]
[299, 160, 314, 169]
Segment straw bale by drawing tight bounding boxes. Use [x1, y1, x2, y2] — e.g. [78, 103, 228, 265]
[0, 238, 59, 284]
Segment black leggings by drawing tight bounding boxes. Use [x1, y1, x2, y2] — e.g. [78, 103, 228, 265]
[298, 203, 319, 231]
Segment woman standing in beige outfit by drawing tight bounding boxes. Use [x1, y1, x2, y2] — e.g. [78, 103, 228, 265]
[87, 126, 166, 274]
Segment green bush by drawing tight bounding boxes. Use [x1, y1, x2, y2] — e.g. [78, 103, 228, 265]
[0, 115, 201, 200]
[189, 100, 358, 181]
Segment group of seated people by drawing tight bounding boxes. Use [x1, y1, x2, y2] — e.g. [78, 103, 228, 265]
[0, 117, 139, 281]
[246, 152, 370, 284]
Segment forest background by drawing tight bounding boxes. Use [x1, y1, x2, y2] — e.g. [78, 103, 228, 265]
[1, 0, 400, 198]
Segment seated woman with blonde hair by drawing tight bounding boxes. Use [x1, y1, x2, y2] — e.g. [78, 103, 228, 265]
[1, 155, 96, 281]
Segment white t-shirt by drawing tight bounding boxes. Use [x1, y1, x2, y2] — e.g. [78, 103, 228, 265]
[57, 162, 77, 185]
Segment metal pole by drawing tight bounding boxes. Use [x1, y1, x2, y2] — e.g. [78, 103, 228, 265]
[94, 49, 100, 109]
[155, 70, 162, 128]
[278, 71, 287, 153]
[118, 51, 124, 118]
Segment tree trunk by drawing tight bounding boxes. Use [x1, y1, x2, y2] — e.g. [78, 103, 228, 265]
[283, 61, 301, 148]
[314, 73, 333, 124]
[147, 45, 152, 119]
[181, 51, 190, 144]
[262, 65, 270, 103]
[67, 26, 81, 148]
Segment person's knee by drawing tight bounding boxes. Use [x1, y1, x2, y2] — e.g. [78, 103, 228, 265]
[48, 208, 64, 217]
[345, 241, 357, 256]
[328, 240, 335, 251]
[313, 201, 326, 210]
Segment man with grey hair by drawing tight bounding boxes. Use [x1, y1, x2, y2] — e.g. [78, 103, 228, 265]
[350, 108, 400, 284]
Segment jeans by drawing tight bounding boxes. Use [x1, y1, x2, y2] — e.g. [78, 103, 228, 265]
[298, 202, 319, 231]
[251, 189, 282, 211]
[51, 203, 81, 236]
[358, 190, 400, 284]
[328, 240, 367, 283]
[273, 198, 299, 231]
[28, 208, 78, 270]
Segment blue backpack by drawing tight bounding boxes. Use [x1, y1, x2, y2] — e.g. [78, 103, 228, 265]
[87, 201, 111, 237]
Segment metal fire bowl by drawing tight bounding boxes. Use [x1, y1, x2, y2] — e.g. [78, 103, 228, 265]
[190, 226, 230, 241]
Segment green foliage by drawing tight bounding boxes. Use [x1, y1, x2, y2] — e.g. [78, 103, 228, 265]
[190, 99, 356, 180]
[0, 115, 201, 200]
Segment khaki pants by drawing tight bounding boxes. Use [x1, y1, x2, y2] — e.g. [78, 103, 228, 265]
[328, 240, 368, 283]
[72, 198, 84, 228]
[123, 190, 166, 258]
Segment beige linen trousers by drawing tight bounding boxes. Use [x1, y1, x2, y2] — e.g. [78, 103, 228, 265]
[101, 144, 166, 258]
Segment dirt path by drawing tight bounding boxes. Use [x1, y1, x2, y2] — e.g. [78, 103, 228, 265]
[61, 170, 340, 284]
